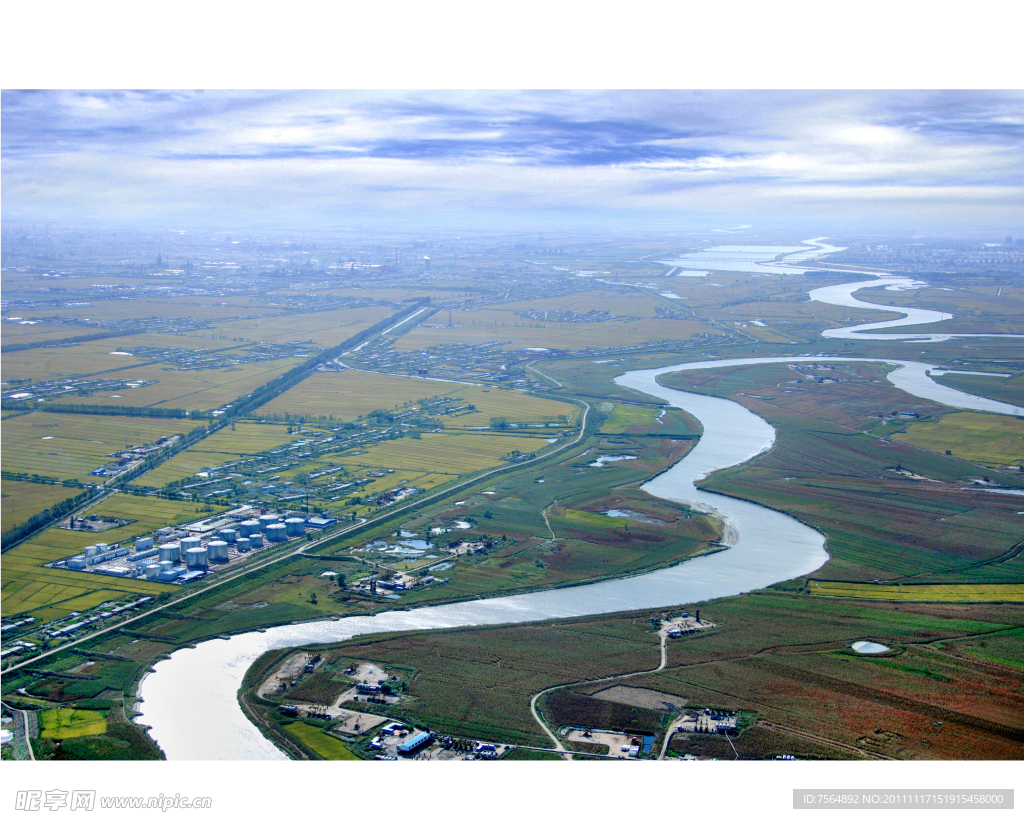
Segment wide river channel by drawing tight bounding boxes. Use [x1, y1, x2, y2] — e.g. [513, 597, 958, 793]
[135, 349, 1021, 759]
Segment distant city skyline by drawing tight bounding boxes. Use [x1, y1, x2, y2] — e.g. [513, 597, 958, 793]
[3, 90, 1022, 232]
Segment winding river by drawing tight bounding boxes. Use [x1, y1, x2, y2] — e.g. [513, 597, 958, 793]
[135, 246, 1022, 760]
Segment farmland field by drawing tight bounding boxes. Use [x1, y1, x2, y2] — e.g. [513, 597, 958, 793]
[337, 432, 549, 474]
[282, 722, 360, 760]
[0, 333, 242, 380]
[807, 581, 1024, 603]
[1, 414, 201, 482]
[1, 480, 83, 534]
[256, 369, 576, 426]
[224, 304, 392, 345]
[47, 358, 307, 411]
[395, 311, 714, 351]
[39, 708, 108, 739]
[892, 411, 1024, 467]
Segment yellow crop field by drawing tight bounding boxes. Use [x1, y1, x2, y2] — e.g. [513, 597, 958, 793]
[1, 414, 201, 482]
[339, 432, 548, 474]
[40, 708, 108, 740]
[132, 451, 238, 487]
[188, 422, 297, 455]
[1, 333, 241, 380]
[225, 304, 392, 345]
[48, 358, 306, 411]
[893, 411, 1024, 467]
[283, 722, 360, 760]
[1, 480, 82, 534]
[257, 369, 575, 427]
[807, 581, 1024, 603]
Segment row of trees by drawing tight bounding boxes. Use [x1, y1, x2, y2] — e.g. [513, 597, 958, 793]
[0, 400, 199, 418]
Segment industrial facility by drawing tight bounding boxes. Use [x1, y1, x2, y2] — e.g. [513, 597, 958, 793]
[46, 505, 335, 585]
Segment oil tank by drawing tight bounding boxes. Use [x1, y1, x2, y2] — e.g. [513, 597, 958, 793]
[135, 536, 154, 551]
[159, 544, 180, 564]
[239, 520, 261, 538]
[208, 540, 229, 562]
[284, 517, 305, 537]
[258, 514, 279, 532]
[236, 537, 251, 553]
[266, 523, 287, 542]
[218, 528, 237, 543]
[145, 563, 161, 580]
[248, 533, 263, 548]
[185, 547, 208, 570]
[85, 545, 99, 558]
[95, 542, 110, 553]
[180, 536, 201, 551]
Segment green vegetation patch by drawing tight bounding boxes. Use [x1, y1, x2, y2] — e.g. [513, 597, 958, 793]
[893, 412, 1024, 467]
[283, 722, 360, 760]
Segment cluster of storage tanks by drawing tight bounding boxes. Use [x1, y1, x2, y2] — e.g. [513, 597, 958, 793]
[129, 514, 305, 582]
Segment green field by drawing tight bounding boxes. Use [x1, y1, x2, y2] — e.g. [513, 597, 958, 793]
[283, 722, 361, 760]
[39, 708, 108, 739]
[1, 413, 201, 482]
[600, 404, 662, 433]
[893, 411, 1024, 467]
[337, 431, 549, 474]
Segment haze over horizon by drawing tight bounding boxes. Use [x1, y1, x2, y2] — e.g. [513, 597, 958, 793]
[3, 89, 1022, 234]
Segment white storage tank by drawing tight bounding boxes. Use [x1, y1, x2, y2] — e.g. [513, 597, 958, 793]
[185, 547, 208, 570]
[284, 517, 305, 537]
[239, 520, 261, 538]
[236, 537, 251, 553]
[258, 514, 279, 532]
[85, 545, 99, 558]
[145, 563, 162, 580]
[248, 533, 263, 549]
[180, 536, 201, 551]
[208, 540, 229, 562]
[135, 536, 154, 551]
[95, 542, 110, 553]
[159, 544, 180, 564]
[266, 523, 287, 542]
[218, 528, 237, 543]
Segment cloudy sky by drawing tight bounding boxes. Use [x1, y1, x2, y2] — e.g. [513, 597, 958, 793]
[3, 89, 1022, 232]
